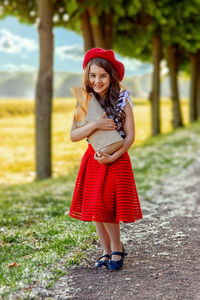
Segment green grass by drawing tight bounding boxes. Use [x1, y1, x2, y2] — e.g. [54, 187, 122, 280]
[0, 175, 97, 296]
[130, 120, 200, 196]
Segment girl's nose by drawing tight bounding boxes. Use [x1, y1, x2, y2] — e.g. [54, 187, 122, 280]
[95, 77, 102, 83]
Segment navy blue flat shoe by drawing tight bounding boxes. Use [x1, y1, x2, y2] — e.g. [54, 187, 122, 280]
[95, 254, 110, 269]
[107, 251, 127, 271]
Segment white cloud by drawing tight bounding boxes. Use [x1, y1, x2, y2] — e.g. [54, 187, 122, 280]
[56, 44, 83, 61]
[120, 57, 152, 75]
[1, 63, 36, 71]
[0, 29, 38, 55]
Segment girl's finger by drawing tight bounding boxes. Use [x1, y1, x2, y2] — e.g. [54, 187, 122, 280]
[98, 151, 109, 157]
[96, 151, 101, 157]
[94, 153, 100, 160]
[98, 151, 104, 156]
[108, 121, 116, 125]
[97, 157, 102, 164]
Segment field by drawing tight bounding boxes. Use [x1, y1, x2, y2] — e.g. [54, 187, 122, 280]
[0, 98, 189, 185]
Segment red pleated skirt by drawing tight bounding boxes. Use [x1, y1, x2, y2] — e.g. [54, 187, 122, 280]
[69, 144, 143, 223]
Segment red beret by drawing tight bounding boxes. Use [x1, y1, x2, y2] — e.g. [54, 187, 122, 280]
[82, 48, 125, 81]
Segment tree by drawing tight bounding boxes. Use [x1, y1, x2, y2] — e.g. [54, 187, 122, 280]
[184, 12, 200, 121]
[114, 0, 200, 130]
[0, 0, 68, 179]
[35, 0, 53, 179]
[166, 46, 184, 128]
[160, 0, 200, 122]
[71, 0, 124, 52]
[158, 0, 185, 128]
[114, 1, 163, 135]
[151, 33, 162, 134]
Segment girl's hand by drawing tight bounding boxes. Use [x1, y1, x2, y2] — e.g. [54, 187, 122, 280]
[94, 151, 114, 164]
[94, 112, 117, 130]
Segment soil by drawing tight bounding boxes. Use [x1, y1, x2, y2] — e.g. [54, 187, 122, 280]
[15, 162, 200, 299]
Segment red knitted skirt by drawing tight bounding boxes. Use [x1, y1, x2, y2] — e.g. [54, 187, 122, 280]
[69, 144, 143, 223]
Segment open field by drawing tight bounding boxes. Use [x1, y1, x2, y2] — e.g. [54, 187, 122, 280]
[0, 98, 189, 185]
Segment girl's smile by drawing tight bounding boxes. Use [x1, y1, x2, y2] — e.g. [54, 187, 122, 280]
[89, 64, 110, 97]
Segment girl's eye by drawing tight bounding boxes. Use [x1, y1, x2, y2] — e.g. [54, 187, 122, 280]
[89, 74, 107, 77]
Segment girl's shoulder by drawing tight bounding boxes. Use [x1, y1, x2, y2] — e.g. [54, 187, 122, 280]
[117, 90, 134, 110]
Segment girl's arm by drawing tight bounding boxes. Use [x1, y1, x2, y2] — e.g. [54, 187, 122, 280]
[95, 100, 135, 164]
[70, 103, 117, 142]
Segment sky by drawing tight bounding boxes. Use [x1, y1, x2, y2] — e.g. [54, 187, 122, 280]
[0, 16, 153, 77]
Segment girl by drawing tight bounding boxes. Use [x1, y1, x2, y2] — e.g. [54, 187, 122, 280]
[69, 48, 143, 271]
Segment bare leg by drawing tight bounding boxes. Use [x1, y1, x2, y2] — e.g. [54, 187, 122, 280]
[94, 222, 111, 259]
[103, 223, 122, 261]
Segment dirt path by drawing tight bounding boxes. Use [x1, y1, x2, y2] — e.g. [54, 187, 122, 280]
[21, 162, 200, 299]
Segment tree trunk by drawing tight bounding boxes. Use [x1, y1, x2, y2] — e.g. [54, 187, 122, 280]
[196, 50, 200, 119]
[102, 11, 114, 49]
[151, 35, 162, 135]
[80, 4, 114, 51]
[80, 9, 95, 52]
[35, 0, 53, 179]
[189, 53, 198, 122]
[167, 46, 183, 128]
[87, 7, 107, 49]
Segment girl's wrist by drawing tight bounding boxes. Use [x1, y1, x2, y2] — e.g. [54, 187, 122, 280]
[92, 120, 98, 130]
[111, 145, 127, 162]
[110, 153, 118, 163]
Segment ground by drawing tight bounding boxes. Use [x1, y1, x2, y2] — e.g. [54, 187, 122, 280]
[19, 160, 200, 300]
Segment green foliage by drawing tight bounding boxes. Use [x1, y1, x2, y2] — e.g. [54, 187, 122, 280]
[0, 0, 37, 24]
[1, 0, 200, 56]
[1, 0, 200, 77]
[114, 0, 200, 73]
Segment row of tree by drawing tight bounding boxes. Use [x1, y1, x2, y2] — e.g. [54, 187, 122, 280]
[1, 0, 200, 179]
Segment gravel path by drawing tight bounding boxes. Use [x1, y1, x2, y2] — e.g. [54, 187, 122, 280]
[16, 162, 200, 300]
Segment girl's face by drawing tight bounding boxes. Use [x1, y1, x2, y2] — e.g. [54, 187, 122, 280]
[89, 64, 111, 97]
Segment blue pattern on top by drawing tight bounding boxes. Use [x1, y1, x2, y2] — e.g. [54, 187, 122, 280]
[117, 90, 133, 110]
[107, 89, 133, 139]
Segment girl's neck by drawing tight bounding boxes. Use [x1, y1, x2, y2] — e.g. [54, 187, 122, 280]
[99, 94, 106, 100]
[98, 91, 108, 100]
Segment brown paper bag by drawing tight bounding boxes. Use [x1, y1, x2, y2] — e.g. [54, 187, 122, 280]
[71, 87, 124, 154]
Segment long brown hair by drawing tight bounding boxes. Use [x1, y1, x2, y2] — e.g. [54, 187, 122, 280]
[83, 57, 126, 123]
